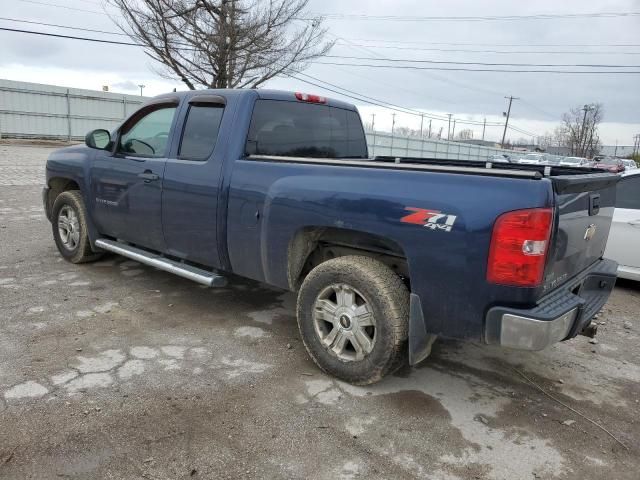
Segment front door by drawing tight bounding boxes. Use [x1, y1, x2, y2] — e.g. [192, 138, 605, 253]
[90, 103, 178, 252]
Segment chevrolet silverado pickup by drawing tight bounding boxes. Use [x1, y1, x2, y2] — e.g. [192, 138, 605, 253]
[43, 89, 619, 385]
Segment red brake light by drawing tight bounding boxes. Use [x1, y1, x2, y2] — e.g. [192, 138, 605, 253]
[295, 92, 327, 104]
[487, 208, 553, 287]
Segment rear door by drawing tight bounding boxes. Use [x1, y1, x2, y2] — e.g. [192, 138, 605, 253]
[605, 173, 640, 269]
[161, 94, 227, 268]
[90, 100, 178, 252]
[542, 174, 619, 292]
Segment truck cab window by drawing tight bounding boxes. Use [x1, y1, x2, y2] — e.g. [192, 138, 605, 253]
[119, 106, 176, 157]
[246, 100, 368, 159]
[178, 105, 225, 160]
[616, 176, 640, 209]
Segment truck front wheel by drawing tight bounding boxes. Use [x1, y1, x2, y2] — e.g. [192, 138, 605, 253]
[51, 190, 102, 264]
[296, 256, 409, 385]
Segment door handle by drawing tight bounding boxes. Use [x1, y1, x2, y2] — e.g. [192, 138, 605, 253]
[138, 171, 159, 183]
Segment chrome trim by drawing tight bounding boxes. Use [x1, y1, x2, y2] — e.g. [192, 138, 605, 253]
[498, 308, 577, 350]
[246, 155, 542, 179]
[94, 239, 226, 287]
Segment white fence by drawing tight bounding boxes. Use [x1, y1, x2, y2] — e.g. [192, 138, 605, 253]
[366, 131, 511, 160]
[0, 79, 146, 141]
[1, 78, 516, 161]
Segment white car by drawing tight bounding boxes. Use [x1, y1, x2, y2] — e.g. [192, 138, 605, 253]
[517, 153, 546, 165]
[605, 170, 640, 280]
[560, 156, 587, 167]
[622, 159, 638, 170]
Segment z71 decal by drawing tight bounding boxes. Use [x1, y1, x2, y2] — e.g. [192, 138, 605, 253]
[400, 207, 457, 233]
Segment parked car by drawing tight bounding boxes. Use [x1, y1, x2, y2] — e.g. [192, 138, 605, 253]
[594, 157, 625, 173]
[516, 153, 547, 165]
[560, 156, 587, 167]
[488, 153, 511, 163]
[545, 155, 562, 166]
[604, 169, 640, 281]
[42, 89, 619, 385]
[622, 159, 638, 170]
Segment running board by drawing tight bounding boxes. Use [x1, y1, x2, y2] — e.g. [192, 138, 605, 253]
[94, 239, 227, 287]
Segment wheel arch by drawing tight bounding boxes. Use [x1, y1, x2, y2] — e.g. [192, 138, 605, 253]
[287, 226, 409, 292]
[45, 177, 81, 220]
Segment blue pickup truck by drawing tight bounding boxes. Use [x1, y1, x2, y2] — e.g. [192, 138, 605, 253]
[43, 89, 618, 384]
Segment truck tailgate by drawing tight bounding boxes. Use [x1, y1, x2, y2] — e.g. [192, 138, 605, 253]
[543, 173, 619, 293]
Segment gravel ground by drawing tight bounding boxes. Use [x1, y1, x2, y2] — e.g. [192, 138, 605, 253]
[1, 142, 639, 480]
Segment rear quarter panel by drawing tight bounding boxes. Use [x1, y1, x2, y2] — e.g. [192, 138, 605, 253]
[227, 161, 554, 340]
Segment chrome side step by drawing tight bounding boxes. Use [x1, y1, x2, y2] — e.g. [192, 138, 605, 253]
[94, 239, 227, 287]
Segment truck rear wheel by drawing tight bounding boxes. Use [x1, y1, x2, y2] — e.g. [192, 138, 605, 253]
[51, 190, 102, 264]
[296, 256, 409, 385]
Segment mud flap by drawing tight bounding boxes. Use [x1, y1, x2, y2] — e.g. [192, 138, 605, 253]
[408, 293, 437, 365]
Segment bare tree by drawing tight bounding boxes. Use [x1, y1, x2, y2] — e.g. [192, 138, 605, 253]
[108, 0, 334, 89]
[456, 129, 473, 140]
[559, 103, 603, 157]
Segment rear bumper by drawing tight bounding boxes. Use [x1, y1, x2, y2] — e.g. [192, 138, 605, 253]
[484, 258, 618, 350]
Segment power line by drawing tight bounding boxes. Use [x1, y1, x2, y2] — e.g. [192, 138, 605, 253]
[340, 38, 640, 48]
[15, 0, 108, 15]
[312, 11, 640, 22]
[334, 42, 640, 56]
[312, 61, 640, 74]
[0, 16, 128, 36]
[293, 71, 503, 127]
[324, 55, 640, 68]
[0, 26, 139, 46]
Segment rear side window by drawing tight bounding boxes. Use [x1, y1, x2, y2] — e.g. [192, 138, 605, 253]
[246, 100, 367, 159]
[178, 105, 224, 160]
[616, 176, 640, 209]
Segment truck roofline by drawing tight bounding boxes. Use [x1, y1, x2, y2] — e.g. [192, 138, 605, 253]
[141, 88, 359, 112]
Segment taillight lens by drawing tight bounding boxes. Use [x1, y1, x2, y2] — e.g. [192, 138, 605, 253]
[487, 208, 553, 287]
[295, 92, 327, 104]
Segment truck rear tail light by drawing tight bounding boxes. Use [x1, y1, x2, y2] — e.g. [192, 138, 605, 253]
[487, 208, 553, 287]
[295, 92, 327, 104]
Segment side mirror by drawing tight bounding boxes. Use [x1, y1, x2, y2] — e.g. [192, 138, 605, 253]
[85, 129, 112, 150]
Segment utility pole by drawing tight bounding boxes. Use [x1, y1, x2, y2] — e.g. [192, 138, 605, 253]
[138, 84, 145, 96]
[428, 119, 432, 138]
[482, 118, 486, 141]
[579, 104, 592, 157]
[452, 120, 456, 140]
[419, 113, 425, 139]
[501, 96, 519, 148]
[447, 113, 452, 140]
[390, 113, 397, 152]
[370, 113, 376, 157]
[614, 140, 618, 158]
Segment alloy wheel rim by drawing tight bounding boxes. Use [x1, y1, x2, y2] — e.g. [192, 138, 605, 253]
[58, 205, 80, 251]
[313, 283, 376, 362]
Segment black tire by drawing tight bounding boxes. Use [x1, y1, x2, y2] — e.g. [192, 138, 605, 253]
[51, 190, 102, 264]
[296, 256, 409, 385]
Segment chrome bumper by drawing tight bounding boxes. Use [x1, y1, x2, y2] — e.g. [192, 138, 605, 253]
[484, 259, 617, 351]
[491, 308, 578, 350]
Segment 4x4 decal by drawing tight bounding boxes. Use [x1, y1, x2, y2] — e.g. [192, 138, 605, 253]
[400, 207, 457, 232]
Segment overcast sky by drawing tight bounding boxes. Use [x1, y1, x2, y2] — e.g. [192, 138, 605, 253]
[1, 0, 639, 145]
